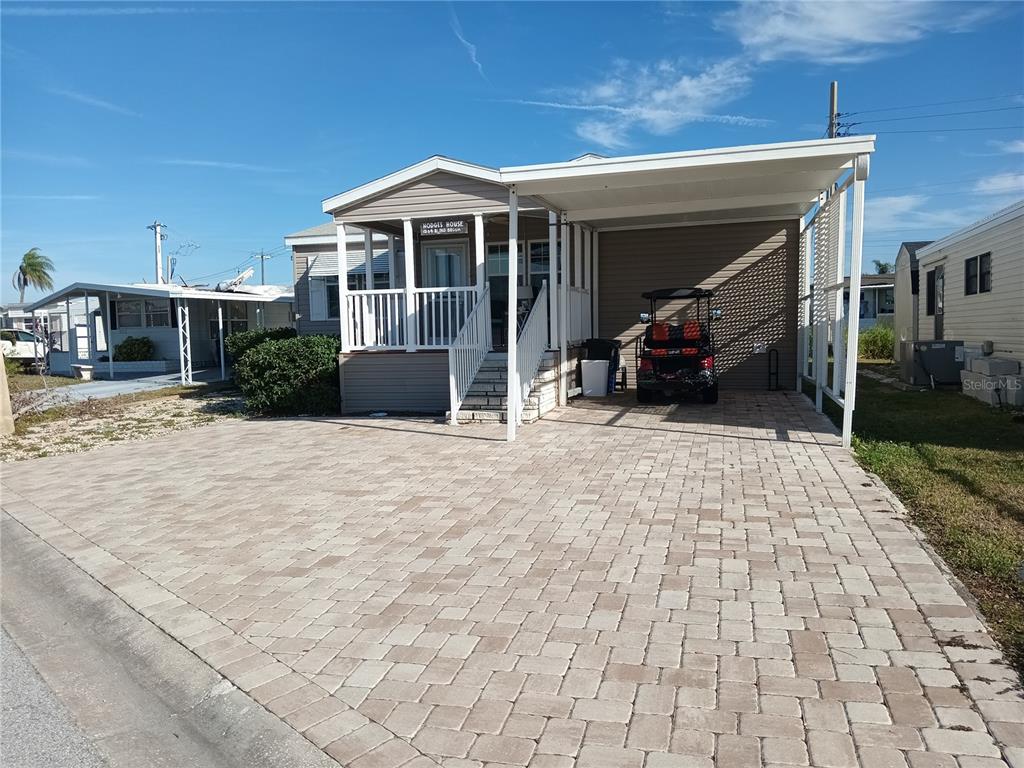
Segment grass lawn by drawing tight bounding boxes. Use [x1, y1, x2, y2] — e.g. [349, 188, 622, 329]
[842, 374, 1024, 674]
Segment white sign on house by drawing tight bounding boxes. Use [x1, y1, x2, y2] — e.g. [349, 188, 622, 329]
[419, 219, 468, 237]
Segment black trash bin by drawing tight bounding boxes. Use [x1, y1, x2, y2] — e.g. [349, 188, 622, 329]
[582, 338, 624, 393]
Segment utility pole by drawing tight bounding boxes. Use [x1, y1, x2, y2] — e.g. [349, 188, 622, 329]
[146, 221, 166, 283]
[255, 250, 269, 285]
[828, 81, 839, 139]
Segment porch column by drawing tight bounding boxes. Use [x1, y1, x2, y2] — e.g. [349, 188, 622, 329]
[842, 155, 869, 448]
[105, 292, 114, 380]
[506, 187, 519, 441]
[474, 213, 485, 298]
[217, 301, 226, 381]
[402, 218, 417, 351]
[387, 235, 396, 289]
[592, 229, 600, 339]
[82, 292, 92, 361]
[364, 228, 374, 287]
[558, 215, 570, 406]
[547, 211, 557, 350]
[336, 221, 351, 353]
[66, 297, 76, 360]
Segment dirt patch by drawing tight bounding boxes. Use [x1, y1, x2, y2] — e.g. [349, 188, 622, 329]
[1, 389, 246, 463]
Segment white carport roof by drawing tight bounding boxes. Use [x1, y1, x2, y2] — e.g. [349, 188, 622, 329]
[27, 281, 294, 313]
[501, 136, 875, 228]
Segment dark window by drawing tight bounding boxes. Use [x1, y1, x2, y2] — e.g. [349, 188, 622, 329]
[979, 252, 992, 293]
[965, 256, 979, 295]
[326, 276, 340, 319]
[926, 269, 936, 316]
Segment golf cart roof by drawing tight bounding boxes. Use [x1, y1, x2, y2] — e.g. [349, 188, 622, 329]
[641, 288, 713, 300]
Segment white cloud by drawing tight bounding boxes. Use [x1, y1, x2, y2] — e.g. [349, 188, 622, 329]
[48, 87, 141, 117]
[3, 5, 207, 16]
[973, 172, 1024, 195]
[717, 0, 999, 65]
[5, 194, 101, 201]
[449, 6, 486, 81]
[2, 149, 93, 168]
[157, 159, 289, 173]
[866, 193, 1018, 235]
[518, 58, 768, 150]
[989, 139, 1024, 154]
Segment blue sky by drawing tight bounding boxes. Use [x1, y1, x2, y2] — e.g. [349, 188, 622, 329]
[2, 1, 1022, 303]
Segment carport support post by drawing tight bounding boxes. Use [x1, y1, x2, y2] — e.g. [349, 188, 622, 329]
[474, 213, 486, 298]
[506, 187, 519, 442]
[797, 220, 809, 392]
[842, 157, 869, 448]
[217, 301, 226, 381]
[105, 292, 114, 380]
[547, 211, 557, 349]
[592, 230, 599, 337]
[558, 215, 569, 406]
[336, 221, 350, 353]
[833, 188, 848, 394]
[573, 224, 582, 290]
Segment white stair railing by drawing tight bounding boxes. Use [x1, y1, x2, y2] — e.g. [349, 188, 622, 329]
[447, 286, 491, 425]
[513, 280, 548, 425]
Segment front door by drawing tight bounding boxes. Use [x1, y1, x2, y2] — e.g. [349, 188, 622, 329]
[421, 241, 469, 287]
[934, 265, 944, 340]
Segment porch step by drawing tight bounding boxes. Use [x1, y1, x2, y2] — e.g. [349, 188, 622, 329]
[449, 349, 557, 425]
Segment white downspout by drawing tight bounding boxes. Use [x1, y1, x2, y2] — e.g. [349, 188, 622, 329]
[506, 187, 519, 441]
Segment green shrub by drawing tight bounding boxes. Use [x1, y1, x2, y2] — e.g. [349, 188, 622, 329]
[859, 324, 895, 361]
[5, 356, 23, 378]
[234, 335, 340, 415]
[113, 336, 155, 361]
[223, 326, 297, 362]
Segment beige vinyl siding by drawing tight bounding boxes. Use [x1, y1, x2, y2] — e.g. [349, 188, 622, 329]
[339, 351, 449, 413]
[332, 171, 537, 222]
[599, 220, 799, 389]
[917, 212, 1024, 361]
[294, 247, 341, 336]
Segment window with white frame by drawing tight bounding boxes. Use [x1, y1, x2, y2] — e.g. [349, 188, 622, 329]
[485, 242, 525, 277]
[114, 298, 171, 328]
[116, 299, 143, 328]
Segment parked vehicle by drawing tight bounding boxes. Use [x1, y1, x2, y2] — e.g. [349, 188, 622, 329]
[1, 329, 47, 364]
[635, 287, 719, 404]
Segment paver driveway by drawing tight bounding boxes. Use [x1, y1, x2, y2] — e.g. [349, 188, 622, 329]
[2, 392, 1021, 768]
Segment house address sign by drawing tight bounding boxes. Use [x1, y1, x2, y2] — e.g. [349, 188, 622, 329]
[419, 218, 468, 237]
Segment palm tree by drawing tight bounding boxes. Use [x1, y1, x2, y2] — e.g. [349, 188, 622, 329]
[11, 248, 55, 302]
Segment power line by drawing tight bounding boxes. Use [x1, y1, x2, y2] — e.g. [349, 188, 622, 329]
[845, 105, 1023, 127]
[841, 93, 1024, 117]
[860, 125, 1024, 135]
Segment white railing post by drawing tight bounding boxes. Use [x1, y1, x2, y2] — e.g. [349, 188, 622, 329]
[403, 218, 416, 351]
[547, 211, 558, 350]
[843, 156, 869, 448]
[336, 221, 350, 352]
[507, 187, 519, 441]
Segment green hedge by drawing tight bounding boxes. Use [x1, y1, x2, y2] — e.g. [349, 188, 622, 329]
[859, 323, 895, 361]
[223, 326, 297, 362]
[113, 336, 155, 361]
[234, 335, 340, 415]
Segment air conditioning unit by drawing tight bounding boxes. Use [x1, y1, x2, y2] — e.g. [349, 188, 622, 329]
[900, 340, 965, 386]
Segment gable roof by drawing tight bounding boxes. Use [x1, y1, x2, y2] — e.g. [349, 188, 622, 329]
[322, 155, 501, 215]
[917, 200, 1024, 262]
[900, 241, 932, 256]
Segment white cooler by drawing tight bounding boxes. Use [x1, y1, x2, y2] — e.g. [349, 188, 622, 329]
[581, 360, 609, 396]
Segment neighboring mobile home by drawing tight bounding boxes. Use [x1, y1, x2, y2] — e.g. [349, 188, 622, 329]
[842, 273, 895, 331]
[915, 201, 1024, 362]
[892, 241, 933, 362]
[287, 136, 876, 445]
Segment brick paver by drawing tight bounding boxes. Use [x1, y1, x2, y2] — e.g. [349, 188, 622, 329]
[2, 392, 1021, 767]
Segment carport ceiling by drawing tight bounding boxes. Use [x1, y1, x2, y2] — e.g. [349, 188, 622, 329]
[501, 136, 876, 228]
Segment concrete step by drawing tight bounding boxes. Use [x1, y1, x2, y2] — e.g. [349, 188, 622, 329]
[448, 408, 540, 424]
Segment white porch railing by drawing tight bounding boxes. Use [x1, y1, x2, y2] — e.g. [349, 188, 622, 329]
[447, 286, 491, 424]
[414, 287, 478, 348]
[567, 286, 592, 344]
[513, 280, 548, 425]
[346, 289, 406, 349]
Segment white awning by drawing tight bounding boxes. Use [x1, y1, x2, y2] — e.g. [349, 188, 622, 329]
[27, 281, 295, 313]
[500, 136, 876, 228]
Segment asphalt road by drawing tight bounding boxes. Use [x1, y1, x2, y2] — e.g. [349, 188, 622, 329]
[1, 629, 107, 768]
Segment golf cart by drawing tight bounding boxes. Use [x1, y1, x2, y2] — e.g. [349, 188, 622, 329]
[635, 287, 719, 404]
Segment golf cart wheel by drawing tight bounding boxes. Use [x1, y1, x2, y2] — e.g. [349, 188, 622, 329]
[636, 387, 654, 404]
[702, 383, 719, 404]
